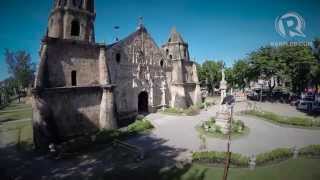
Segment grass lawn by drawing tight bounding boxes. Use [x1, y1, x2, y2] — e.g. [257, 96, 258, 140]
[103, 158, 320, 180]
[244, 110, 320, 129]
[178, 158, 320, 180]
[0, 102, 32, 122]
[0, 102, 33, 147]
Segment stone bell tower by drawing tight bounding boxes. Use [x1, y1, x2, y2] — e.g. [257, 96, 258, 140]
[162, 27, 190, 108]
[33, 0, 116, 151]
[48, 0, 95, 42]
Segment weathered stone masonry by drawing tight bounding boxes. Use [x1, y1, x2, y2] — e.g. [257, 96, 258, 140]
[32, 0, 201, 150]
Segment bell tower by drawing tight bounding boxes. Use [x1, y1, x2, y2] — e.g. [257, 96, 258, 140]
[162, 27, 190, 61]
[47, 0, 95, 42]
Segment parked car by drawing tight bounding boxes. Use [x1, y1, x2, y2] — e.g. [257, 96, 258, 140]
[297, 96, 315, 112]
[312, 101, 320, 112]
[289, 95, 300, 106]
[247, 89, 267, 101]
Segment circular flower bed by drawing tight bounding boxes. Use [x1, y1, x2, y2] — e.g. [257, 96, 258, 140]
[197, 117, 249, 139]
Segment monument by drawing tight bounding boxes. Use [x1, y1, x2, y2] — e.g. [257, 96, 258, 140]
[215, 69, 231, 134]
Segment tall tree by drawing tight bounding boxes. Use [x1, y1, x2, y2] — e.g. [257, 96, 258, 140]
[4, 49, 35, 102]
[311, 38, 320, 92]
[277, 44, 316, 93]
[232, 59, 251, 90]
[198, 60, 222, 95]
[4, 49, 35, 91]
[248, 46, 281, 94]
[313, 38, 320, 61]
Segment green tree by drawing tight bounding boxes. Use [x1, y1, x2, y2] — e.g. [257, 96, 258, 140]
[277, 44, 316, 93]
[311, 38, 320, 92]
[4, 49, 35, 101]
[225, 67, 235, 88]
[313, 38, 320, 61]
[247, 46, 282, 94]
[4, 49, 35, 91]
[198, 60, 222, 95]
[232, 59, 251, 90]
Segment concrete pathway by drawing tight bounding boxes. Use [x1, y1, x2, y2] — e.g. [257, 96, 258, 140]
[127, 102, 320, 159]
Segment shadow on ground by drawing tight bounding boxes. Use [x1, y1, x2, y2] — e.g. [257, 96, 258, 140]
[0, 134, 198, 180]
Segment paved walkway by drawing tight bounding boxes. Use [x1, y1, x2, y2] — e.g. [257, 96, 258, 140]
[127, 102, 320, 159]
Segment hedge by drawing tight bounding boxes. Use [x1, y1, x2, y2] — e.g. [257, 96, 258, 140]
[299, 144, 320, 157]
[96, 119, 154, 144]
[127, 119, 154, 134]
[244, 110, 320, 127]
[255, 148, 293, 165]
[192, 151, 249, 167]
[162, 106, 200, 116]
[192, 145, 320, 167]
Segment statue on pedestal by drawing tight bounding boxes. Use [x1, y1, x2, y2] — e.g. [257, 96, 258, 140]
[215, 68, 233, 134]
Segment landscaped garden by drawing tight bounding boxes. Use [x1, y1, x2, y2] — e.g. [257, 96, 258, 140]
[102, 158, 320, 180]
[161, 102, 214, 116]
[196, 117, 249, 139]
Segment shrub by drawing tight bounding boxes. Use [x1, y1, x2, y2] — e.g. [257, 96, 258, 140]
[192, 151, 249, 167]
[299, 144, 320, 157]
[235, 120, 245, 129]
[136, 114, 145, 120]
[163, 107, 184, 114]
[197, 103, 205, 109]
[96, 129, 124, 144]
[215, 125, 222, 133]
[286, 117, 313, 127]
[127, 119, 154, 134]
[244, 110, 320, 127]
[256, 148, 293, 165]
[162, 105, 200, 116]
[96, 119, 154, 144]
[184, 105, 200, 116]
[209, 117, 216, 123]
[203, 120, 214, 128]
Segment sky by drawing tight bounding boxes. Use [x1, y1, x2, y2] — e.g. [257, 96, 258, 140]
[0, 0, 319, 80]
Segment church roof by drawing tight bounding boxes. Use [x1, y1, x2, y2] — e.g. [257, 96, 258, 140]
[168, 27, 185, 44]
[107, 25, 149, 49]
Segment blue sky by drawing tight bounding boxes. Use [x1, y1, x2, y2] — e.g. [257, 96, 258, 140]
[0, 0, 319, 80]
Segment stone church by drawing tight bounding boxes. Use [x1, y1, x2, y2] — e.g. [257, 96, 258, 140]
[32, 0, 201, 149]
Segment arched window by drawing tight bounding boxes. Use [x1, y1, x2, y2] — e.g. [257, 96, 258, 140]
[169, 55, 172, 60]
[166, 49, 169, 56]
[71, 71, 77, 86]
[73, 0, 83, 8]
[71, 20, 80, 36]
[160, 60, 164, 68]
[116, 53, 121, 64]
[86, 0, 94, 12]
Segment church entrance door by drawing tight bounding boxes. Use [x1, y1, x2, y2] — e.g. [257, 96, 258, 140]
[138, 91, 149, 113]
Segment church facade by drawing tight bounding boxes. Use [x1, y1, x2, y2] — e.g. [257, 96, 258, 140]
[32, 0, 201, 149]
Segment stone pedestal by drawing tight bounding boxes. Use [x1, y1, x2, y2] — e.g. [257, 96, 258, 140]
[215, 105, 231, 134]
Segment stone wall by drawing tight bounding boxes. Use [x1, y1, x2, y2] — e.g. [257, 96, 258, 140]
[45, 39, 100, 87]
[106, 27, 168, 121]
[39, 87, 102, 141]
